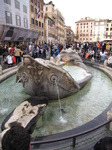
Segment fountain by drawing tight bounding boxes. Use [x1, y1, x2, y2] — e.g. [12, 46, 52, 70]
[0, 48, 112, 149]
[16, 49, 92, 100]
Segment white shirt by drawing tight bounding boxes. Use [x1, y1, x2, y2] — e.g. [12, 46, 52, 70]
[6, 55, 13, 64]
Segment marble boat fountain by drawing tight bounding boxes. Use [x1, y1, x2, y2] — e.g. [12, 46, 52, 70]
[16, 49, 92, 100]
[1, 49, 93, 140]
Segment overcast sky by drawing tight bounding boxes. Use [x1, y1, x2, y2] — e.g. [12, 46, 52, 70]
[44, 0, 112, 32]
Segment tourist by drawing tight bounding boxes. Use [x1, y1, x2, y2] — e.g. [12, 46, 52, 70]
[0, 44, 3, 67]
[14, 46, 21, 64]
[10, 45, 15, 55]
[6, 53, 13, 67]
[100, 50, 108, 62]
[0, 122, 31, 150]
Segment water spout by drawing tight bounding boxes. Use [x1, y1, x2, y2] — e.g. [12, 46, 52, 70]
[55, 79, 67, 123]
[16, 77, 23, 83]
[55, 80, 62, 113]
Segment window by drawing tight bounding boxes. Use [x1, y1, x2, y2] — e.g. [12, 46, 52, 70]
[24, 18, 28, 28]
[35, 8, 37, 15]
[36, 20, 38, 26]
[31, 18, 34, 24]
[41, 4, 43, 11]
[39, 21, 41, 27]
[31, 0, 33, 3]
[42, 32, 43, 36]
[46, 7, 48, 11]
[5, 11, 12, 24]
[16, 15, 21, 26]
[42, 23, 43, 28]
[34, 0, 37, 5]
[4, 0, 11, 5]
[23, 5, 27, 13]
[31, 5, 34, 12]
[15, 0, 20, 10]
[38, 1, 40, 8]
[41, 13, 43, 18]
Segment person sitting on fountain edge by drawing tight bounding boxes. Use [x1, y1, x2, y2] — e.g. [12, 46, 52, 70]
[0, 122, 31, 150]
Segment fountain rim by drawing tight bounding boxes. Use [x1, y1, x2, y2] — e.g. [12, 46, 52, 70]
[30, 61, 112, 149]
[1, 61, 112, 149]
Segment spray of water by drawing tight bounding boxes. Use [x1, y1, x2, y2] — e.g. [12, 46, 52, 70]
[55, 80, 67, 123]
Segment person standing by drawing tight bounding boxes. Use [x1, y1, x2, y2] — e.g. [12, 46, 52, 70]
[0, 44, 3, 67]
[6, 53, 13, 67]
[14, 46, 21, 64]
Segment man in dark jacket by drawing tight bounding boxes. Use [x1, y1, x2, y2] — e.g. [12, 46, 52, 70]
[0, 44, 3, 67]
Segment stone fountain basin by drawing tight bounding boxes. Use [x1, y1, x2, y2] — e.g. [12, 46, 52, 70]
[16, 54, 92, 100]
[1, 97, 48, 134]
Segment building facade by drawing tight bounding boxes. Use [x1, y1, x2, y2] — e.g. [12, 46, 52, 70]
[106, 20, 112, 40]
[0, 0, 39, 45]
[54, 9, 65, 44]
[65, 26, 76, 44]
[29, 0, 44, 44]
[93, 18, 107, 42]
[75, 17, 94, 43]
[43, 1, 56, 44]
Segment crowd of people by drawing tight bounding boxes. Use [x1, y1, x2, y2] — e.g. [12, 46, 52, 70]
[0, 42, 64, 70]
[75, 41, 112, 67]
[0, 41, 112, 70]
[0, 41, 112, 149]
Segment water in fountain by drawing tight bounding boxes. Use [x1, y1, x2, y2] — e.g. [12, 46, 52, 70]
[0, 75, 30, 130]
[55, 79, 67, 124]
[0, 66, 112, 136]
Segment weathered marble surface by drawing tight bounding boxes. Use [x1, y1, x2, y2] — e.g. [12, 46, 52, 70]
[1, 97, 48, 134]
[16, 49, 92, 100]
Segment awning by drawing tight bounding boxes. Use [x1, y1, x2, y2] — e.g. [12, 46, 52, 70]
[0, 25, 39, 42]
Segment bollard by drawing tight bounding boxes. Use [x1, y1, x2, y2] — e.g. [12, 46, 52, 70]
[0, 65, 2, 75]
[104, 59, 108, 68]
[107, 107, 112, 131]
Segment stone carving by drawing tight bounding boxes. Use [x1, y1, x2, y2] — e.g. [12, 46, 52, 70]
[16, 49, 92, 100]
[1, 97, 48, 134]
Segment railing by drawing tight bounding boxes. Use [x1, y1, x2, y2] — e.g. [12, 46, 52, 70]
[30, 119, 111, 149]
